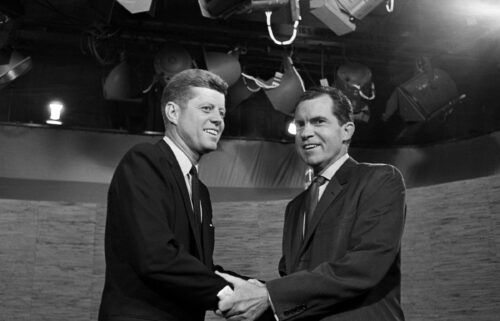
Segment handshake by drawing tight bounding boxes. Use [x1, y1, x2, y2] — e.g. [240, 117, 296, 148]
[215, 271, 272, 321]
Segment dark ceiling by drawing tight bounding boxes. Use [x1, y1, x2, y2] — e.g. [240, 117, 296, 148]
[1, 0, 500, 147]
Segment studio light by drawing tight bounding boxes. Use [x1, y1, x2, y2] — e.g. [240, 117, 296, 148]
[264, 56, 305, 116]
[287, 120, 296, 135]
[310, 0, 388, 35]
[383, 68, 461, 123]
[205, 51, 241, 87]
[0, 48, 32, 88]
[116, 0, 154, 14]
[335, 62, 375, 123]
[46, 101, 64, 125]
[103, 59, 142, 103]
[154, 42, 192, 82]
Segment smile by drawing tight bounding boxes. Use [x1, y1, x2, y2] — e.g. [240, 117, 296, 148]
[204, 129, 219, 136]
[304, 144, 320, 150]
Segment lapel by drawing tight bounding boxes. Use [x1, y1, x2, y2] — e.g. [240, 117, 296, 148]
[156, 140, 204, 261]
[285, 193, 307, 272]
[293, 158, 358, 268]
[200, 184, 212, 265]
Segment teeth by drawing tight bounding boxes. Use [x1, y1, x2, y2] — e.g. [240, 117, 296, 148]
[204, 129, 218, 136]
[304, 144, 318, 150]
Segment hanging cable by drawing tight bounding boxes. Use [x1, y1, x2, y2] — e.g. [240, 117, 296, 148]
[352, 83, 376, 100]
[386, 0, 394, 13]
[241, 72, 281, 90]
[265, 11, 300, 46]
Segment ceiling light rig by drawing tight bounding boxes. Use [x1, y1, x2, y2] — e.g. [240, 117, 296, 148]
[311, 0, 395, 36]
[199, 0, 301, 45]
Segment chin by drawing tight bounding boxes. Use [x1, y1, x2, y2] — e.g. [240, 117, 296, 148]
[203, 142, 218, 152]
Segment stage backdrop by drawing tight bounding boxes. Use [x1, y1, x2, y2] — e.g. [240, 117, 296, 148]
[1, 173, 499, 321]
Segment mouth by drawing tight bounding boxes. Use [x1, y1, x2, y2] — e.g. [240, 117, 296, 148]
[303, 143, 320, 151]
[203, 129, 219, 136]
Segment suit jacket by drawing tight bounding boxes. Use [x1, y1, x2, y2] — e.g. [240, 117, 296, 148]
[98, 140, 228, 321]
[266, 158, 406, 321]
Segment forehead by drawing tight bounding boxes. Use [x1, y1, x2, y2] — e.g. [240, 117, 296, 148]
[185, 87, 225, 107]
[295, 94, 334, 119]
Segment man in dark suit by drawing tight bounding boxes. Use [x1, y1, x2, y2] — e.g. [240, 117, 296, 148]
[218, 86, 406, 321]
[98, 69, 233, 321]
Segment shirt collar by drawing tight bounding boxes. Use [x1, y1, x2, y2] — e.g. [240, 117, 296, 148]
[163, 136, 197, 177]
[319, 153, 349, 181]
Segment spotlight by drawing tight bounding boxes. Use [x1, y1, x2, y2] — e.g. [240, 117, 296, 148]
[103, 59, 142, 102]
[264, 56, 305, 116]
[0, 48, 32, 87]
[310, 0, 387, 35]
[116, 0, 154, 14]
[46, 101, 64, 125]
[205, 51, 241, 87]
[287, 121, 297, 135]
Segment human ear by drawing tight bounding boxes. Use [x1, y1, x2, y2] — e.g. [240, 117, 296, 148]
[342, 121, 355, 142]
[165, 102, 180, 125]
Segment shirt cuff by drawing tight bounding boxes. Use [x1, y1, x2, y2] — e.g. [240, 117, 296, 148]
[267, 291, 280, 321]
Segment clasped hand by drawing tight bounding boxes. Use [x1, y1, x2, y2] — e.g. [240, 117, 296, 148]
[216, 271, 270, 321]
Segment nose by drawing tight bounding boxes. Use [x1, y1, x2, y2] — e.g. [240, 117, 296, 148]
[210, 110, 224, 126]
[299, 123, 313, 140]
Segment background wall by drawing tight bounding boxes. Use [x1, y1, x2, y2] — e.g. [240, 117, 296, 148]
[1, 174, 499, 321]
[1, 124, 499, 320]
[1, 124, 500, 193]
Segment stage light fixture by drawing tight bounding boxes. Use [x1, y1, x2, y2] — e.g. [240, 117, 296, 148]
[383, 68, 461, 123]
[205, 51, 241, 86]
[154, 42, 192, 82]
[46, 101, 64, 125]
[0, 48, 32, 87]
[310, 0, 387, 35]
[103, 59, 142, 103]
[264, 56, 305, 116]
[116, 0, 154, 14]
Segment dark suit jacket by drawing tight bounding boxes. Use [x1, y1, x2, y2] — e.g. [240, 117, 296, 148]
[266, 158, 406, 321]
[98, 140, 228, 321]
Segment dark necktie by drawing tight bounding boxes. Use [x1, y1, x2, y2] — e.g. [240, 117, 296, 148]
[190, 166, 202, 223]
[304, 175, 327, 234]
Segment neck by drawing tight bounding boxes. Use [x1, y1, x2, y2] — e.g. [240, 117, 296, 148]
[314, 150, 347, 175]
[164, 127, 200, 165]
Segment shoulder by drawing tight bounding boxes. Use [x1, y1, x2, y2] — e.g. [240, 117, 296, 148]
[122, 141, 167, 161]
[355, 162, 406, 190]
[116, 142, 168, 171]
[357, 162, 403, 177]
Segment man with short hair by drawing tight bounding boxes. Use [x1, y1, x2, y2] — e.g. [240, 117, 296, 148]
[218, 86, 406, 321]
[99, 69, 231, 321]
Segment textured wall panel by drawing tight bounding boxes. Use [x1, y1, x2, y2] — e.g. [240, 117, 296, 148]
[0, 174, 499, 320]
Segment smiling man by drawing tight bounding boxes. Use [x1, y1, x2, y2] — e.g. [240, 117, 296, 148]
[218, 86, 407, 321]
[98, 69, 232, 321]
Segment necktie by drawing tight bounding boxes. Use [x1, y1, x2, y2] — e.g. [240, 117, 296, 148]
[190, 166, 202, 223]
[304, 175, 327, 234]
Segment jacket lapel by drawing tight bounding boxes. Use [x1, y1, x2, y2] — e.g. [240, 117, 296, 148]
[157, 140, 204, 260]
[199, 183, 212, 265]
[285, 193, 307, 273]
[294, 158, 357, 266]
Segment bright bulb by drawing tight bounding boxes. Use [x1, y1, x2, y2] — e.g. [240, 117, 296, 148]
[46, 101, 64, 125]
[287, 121, 297, 135]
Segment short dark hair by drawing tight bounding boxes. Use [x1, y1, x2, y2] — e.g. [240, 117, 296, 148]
[295, 86, 353, 125]
[161, 69, 228, 123]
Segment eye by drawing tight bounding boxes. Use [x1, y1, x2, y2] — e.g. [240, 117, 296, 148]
[311, 118, 326, 125]
[219, 110, 226, 118]
[200, 105, 214, 112]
